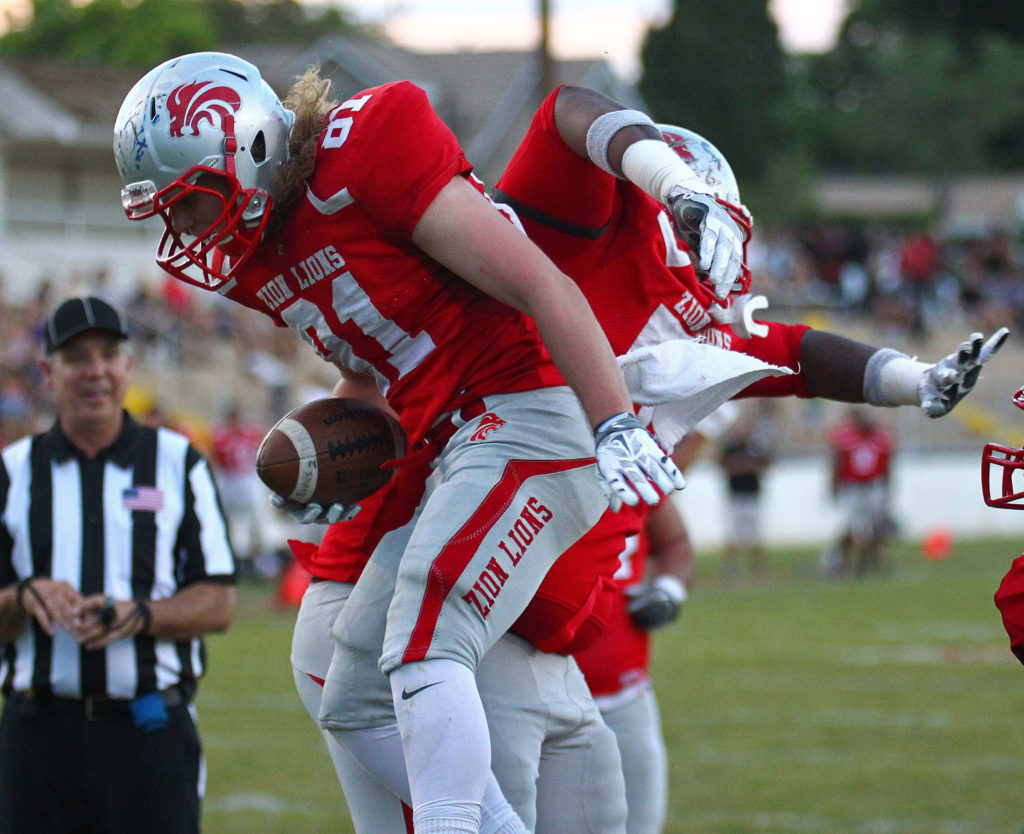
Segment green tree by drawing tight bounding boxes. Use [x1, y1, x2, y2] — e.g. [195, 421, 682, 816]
[638, 0, 788, 185]
[794, 19, 1024, 174]
[847, 0, 1024, 52]
[1, 0, 355, 67]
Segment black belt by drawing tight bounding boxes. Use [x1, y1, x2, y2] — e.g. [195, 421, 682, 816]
[6, 686, 187, 721]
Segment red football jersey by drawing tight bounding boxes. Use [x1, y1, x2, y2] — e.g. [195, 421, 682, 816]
[221, 81, 562, 449]
[995, 553, 1024, 664]
[210, 421, 265, 474]
[288, 85, 813, 643]
[291, 459, 432, 583]
[493, 85, 811, 400]
[572, 519, 654, 697]
[504, 88, 811, 652]
[829, 420, 895, 483]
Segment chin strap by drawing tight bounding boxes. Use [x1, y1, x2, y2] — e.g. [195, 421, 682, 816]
[708, 293, 769, 339]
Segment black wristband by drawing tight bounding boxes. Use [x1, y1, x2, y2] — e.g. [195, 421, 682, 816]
[14, 577, 31, 610]
[134, 599, 153, 635]
[15, 577, 36, 610]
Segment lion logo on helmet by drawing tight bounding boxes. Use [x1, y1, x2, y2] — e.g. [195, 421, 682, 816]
[167, 81, 241, 138]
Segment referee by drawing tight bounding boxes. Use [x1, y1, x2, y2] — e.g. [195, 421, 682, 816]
[0, 296, 237, 834]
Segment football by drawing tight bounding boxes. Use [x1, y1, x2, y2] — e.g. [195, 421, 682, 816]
[256, 398, 407, 507]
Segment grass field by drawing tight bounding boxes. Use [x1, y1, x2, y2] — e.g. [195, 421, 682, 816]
[197, 537, 1024, 833]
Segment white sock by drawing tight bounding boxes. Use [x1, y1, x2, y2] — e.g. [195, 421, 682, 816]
[481, 776, 529, 834]
[415, 809, 480, 834]
[334, 722, 525, 833]
[327, 717, 524, 834]
[390, 658, 495, 830]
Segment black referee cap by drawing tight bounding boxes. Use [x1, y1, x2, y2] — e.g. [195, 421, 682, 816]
[45, 296, 130, 354]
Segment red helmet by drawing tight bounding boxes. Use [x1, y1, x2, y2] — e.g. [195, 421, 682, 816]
[657, 124, 753, 296]
[981, 386, 1024, 509]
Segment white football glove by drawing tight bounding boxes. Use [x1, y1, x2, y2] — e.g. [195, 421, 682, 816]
[625, 575, 687, 631]
[666, 186, 744, 300]
[918, 327, 1009, 418]
[594, 413, 686, 512]
[269, 493, 361, 525]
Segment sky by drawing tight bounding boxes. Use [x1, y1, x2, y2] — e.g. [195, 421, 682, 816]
[331, 0, 851, 79]
[0, 1, 850, 79]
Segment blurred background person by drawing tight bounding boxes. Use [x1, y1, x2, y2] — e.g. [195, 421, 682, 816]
[897, 227, 943, 342]
[209, 402, 268, 579]
[717, 403, 776, 580]
[823, 407, 898, 578]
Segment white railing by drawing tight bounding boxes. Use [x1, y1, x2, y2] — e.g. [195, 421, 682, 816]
[3, 198, 160, 237]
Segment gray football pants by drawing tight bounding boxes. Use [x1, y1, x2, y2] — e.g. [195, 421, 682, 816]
[292, 578, 627, 832]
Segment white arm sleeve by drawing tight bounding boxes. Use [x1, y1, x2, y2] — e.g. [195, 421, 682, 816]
[620, 139, 708, 205]
[863, 348, 930, 407]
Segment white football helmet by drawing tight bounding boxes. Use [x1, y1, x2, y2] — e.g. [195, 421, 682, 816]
[982, 386, 1024, 509]
[657, 124, 753, 296]
[114, 52, 295, 290]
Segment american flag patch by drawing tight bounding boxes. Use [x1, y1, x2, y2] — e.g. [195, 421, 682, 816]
[122, 486, 164, 512]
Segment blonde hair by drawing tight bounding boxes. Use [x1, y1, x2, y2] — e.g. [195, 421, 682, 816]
[267, 67, 338, 235]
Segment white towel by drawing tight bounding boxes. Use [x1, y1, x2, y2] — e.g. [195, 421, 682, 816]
[617, 340, 794, 449]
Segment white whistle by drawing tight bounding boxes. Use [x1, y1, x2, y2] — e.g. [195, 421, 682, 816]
[709, 293, 769, 339]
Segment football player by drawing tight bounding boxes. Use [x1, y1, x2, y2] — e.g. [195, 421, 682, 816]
[295, 81, 1010, 833]
[488, 84, 1009, 833]
[567, 416, 738, 834]
[115, 53, 686, 833]
[982, 386, 1024, 664]
[289, 444, 628, 833]
[495, 84, 1008, 421]
[571, 474, 692, 833]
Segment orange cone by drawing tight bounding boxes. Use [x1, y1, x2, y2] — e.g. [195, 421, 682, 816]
[921, 527, 953, 561]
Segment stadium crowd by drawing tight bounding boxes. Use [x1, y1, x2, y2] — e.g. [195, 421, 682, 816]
[1, 220, 1019, 453]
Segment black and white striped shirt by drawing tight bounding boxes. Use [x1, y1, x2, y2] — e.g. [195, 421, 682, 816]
[0, 413, 236, 699]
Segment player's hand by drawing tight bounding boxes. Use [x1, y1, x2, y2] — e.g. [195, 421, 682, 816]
[666, 187, 744, 300]
[626, 575, 687, 631]
[594, 413, 686, 512]
[269, 493, 361, 524]
[918, 328, 1009, 417]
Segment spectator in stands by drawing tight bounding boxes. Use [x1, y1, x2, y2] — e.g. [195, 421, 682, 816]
[898, 228, 943, 340]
